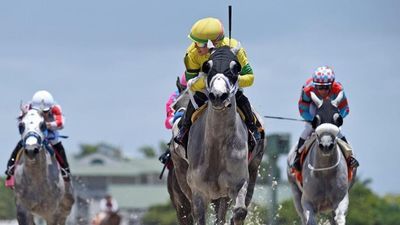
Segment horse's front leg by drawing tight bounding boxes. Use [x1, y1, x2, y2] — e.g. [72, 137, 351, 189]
[16, 204, 36, 225]
[191, 191, 208, 225]
[231, 180, 248, 225]
[332, 193, 349, 225]
[213, 197, 230, 225]
[302, 201, 317, 225]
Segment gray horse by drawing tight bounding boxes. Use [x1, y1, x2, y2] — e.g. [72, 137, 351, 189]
[13, 109, 74, 225]
[167, 81, 194, 225]
[185, 46, 256, 225]
[169, 47, 265, 225]
[287, 92, 356, 225]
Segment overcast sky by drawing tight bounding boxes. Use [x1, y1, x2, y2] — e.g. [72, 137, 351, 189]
[1, 0, 399, 195]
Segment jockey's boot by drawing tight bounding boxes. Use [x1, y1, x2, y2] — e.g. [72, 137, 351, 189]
[53, 142, 71, 182]
[340, 136, 360, 168]
[5, 141, 23, 180]
[174, 101, 195, 148]
[291, 138, 306, 172]
[236, 93, 261, 145]
[159, 149, 171, 165]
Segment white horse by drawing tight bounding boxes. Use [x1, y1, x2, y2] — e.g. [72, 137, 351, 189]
[13, 109, 74, 225]
[287, 92, 356, 225]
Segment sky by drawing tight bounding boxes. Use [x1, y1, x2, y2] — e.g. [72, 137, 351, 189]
[1, 0, 399, 195]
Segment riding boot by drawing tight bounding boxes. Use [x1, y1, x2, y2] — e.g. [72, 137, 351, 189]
[53, 142, 71, 182]
[236, 92, 261, 142]
[340, 136, 360, 168]
[174, 101, 195, 148]
[5, 141, 23, 179]
[291, 138, 306, 171]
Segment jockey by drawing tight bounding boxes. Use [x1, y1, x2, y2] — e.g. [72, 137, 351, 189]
[159, 74, 187, 166]
[164, 73, 187, 130]
[174, 17, 260, 147]
[100, 194, 119, 213]
[291, 66, 359, 171]
[5, 90, 72, 181]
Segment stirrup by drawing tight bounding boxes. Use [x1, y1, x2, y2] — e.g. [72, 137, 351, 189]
[174, 127, 189, 147]
[159, 150, 171, 164]
[5, 165, 15, 177]
[61, 168, 71, 181]
[348, 157, 360, 168]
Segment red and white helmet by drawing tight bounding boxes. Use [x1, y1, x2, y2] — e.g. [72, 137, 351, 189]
[312, 66, 335, 86]
[31, 90, 54, 111]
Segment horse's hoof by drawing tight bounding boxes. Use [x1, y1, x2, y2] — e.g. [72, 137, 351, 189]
[233, 207, 247, 222]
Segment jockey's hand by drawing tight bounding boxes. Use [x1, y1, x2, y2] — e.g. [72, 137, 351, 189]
[46, 122, 53, 129]
[173, 111, 184, 123]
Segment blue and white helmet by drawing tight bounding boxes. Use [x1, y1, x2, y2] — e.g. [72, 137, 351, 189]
[31, 90, 54, 111]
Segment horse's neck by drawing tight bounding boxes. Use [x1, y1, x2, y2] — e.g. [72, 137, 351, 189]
[205, 98, 238, 136]
[309, 144, 340, 169]
[22, 150, 48, 179]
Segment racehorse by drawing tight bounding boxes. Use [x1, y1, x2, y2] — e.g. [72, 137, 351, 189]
[287, 91, 357, 225]
[166, 77, 194, 225]
[184, 45, 261, 225]
[168, 46, 265, 225]
[13, 108, 74, 225]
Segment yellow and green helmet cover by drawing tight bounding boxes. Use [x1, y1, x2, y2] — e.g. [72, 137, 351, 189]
[188, 17, 225, 44]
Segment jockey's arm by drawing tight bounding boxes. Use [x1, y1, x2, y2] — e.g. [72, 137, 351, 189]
[299, 90, 314, 122]
[47, 105, 64, 130]
[237, 48, 254, 88]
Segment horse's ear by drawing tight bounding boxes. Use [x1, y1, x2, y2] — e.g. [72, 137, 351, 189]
[202, 60, 213, 74]
[176, 76, 184, 93]
[331, 91, 344, 107]
[310, 92, 323, 108]
[229, 61, 241, 75]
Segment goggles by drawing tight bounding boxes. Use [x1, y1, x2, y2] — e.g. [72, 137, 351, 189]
[315, 85, 331, 90]
[195, 42, 207, 48]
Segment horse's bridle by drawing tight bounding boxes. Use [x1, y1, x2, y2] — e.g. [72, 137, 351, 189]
[206, 73, 238, 110]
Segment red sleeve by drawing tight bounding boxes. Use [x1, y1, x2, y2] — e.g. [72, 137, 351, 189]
[51, 105, 64, 128]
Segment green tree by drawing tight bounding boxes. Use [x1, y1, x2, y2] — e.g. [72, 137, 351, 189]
[0, 177, 16, 219]
[75, 142, 123, 159]
[139, 145, 157, 158]
[141, 201, 178, 225]
[139, 140, 169, 158]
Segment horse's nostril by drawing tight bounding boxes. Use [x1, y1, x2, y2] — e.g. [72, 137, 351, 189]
[328, 144, 334, 150]
[209, 93, 216, 101]
[220, 93, 228, 101]
[319, 143, 324, 149]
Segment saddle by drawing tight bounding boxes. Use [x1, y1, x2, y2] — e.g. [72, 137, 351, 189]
[191, 102, 264, 154]
[291, 134, 354, 186]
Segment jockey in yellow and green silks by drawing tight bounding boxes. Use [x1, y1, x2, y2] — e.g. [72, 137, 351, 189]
[174, 17, 260, 148]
